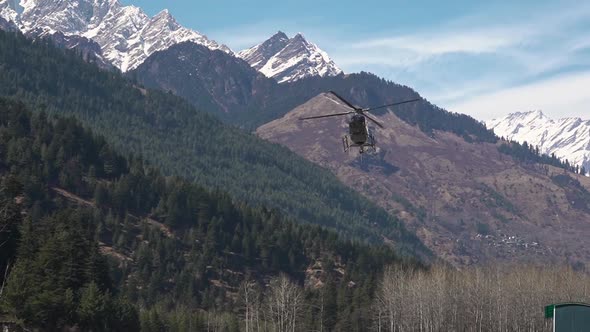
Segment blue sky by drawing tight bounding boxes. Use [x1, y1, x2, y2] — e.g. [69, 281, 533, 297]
[121, 0, 590, 121]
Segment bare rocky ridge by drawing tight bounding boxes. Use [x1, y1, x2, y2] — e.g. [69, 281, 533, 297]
[258, 93, 590, 267]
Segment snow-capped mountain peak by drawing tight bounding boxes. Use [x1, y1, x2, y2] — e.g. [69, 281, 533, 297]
[238, 31, 343, 83]
[491, 110, 549, 134]
[487, 111, 590, 171]
[155, 8, 170, 17]
[0, 0, 232, 71]
[237, 31, 289, 70]
[271, 30, 289, 41]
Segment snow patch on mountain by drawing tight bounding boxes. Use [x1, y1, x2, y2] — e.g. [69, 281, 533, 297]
[238, 31, 342, 83]
[0, 0, 232, 71]
[487, 110, 590, 172]
[0, 0, 23, 27]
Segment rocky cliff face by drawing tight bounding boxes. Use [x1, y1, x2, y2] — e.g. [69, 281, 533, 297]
[257, 93, 590, 267]
[43, 31, 112, 69]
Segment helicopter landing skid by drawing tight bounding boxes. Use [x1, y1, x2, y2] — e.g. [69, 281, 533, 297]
[343, 135, 376, 154]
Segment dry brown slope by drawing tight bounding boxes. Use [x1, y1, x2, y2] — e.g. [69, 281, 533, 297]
[257, 93, 590, 267]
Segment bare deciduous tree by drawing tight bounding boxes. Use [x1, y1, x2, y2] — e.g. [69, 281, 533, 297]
[240, 280, 262, 332]
[264, 274, 304, 332]
[374, 264, 589, 331]
[0, 199, 16, 301]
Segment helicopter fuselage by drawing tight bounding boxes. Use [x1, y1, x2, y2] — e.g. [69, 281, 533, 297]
[343, 114, 376, 154]
[349, 114, 369, 145]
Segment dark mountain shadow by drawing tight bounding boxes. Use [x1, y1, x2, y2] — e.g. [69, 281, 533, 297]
[349, 149, 400, 176]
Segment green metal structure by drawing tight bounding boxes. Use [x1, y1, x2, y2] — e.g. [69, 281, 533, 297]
[545, 303, 590, 332]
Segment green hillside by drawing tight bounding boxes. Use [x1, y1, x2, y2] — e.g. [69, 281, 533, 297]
[0, 98, 420, 330]
[0, 30, 428, 255]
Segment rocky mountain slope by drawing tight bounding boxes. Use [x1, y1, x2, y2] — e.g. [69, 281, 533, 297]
[238, 31, 342, 83]
[258, 93, 590, 267]
[132, 41, 276, 122]
[0, 0, 231, 71]
[488, 110, 590, 173]
[46, 31, 112, 69]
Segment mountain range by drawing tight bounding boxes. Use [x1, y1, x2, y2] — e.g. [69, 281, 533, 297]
[0, 0, 339, 82]
[0, 0, 231, 71]
[2, 0, 590, 267]
[488, 111, 590, 172]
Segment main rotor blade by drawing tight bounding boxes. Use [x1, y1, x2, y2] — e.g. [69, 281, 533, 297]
[329, 91, 359, 110]
[364, 113, 384, 129]
[299, 111, 355, 120]
[366, 98, 421, 112]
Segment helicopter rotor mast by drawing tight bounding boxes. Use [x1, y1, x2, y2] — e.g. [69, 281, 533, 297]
[362, 112, 385, 129]
[299, 111, 356, 121]
[298, 91, 420, 129]
[329, 91, 387, 128]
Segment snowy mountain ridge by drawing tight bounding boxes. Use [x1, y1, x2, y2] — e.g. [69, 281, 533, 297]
[238, 31, 343, 83]
[487, 110, 590, 171]
[0, 1, 344, 82]
[0, 0, 232, 71]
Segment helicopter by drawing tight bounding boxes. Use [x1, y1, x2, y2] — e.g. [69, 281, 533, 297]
[299, 91, 420, 154]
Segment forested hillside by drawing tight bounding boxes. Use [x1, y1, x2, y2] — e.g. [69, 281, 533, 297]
[0, 98, 421, 330]
[0, 29, 428, 255]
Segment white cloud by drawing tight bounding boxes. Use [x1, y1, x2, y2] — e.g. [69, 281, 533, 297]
[323, 2, 590, 123]
[349, 28, 524, 59]
[209, 30, 274, 51]
[332, 3, 590, 68]
[448, 71, 590, 121]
